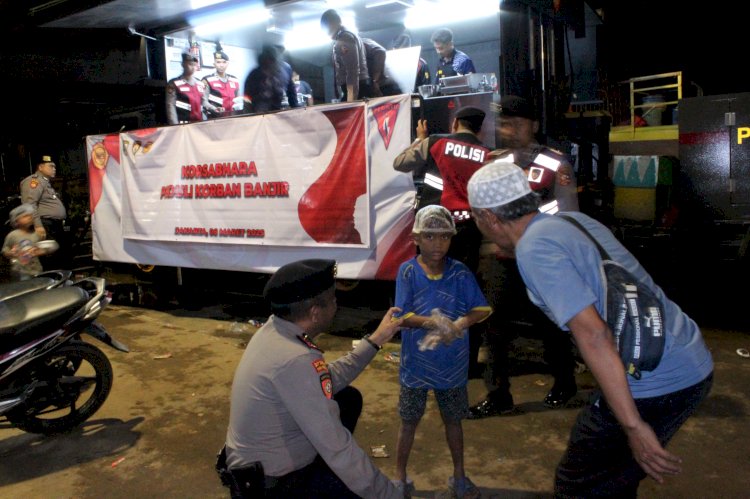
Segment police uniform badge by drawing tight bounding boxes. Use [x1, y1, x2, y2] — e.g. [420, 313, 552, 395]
[311, 359, 333, 399]
[528, 166, 544, 183]
[29, 179, 39, 189]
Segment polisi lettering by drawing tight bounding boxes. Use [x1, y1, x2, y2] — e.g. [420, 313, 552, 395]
[443, 142, 486, 163]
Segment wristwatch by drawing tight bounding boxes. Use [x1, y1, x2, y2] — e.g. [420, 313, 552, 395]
[363, 334, 382, 351]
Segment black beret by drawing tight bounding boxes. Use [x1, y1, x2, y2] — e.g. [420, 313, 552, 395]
[214, 50, 229, 61]
[181, 52, 199, 63]
[454, 106, 486, 121]
[496, 95, 536, 120]
[264, 259, 337, 305]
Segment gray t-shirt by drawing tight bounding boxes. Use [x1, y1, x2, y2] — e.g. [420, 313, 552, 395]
[516, 212, 713, 398]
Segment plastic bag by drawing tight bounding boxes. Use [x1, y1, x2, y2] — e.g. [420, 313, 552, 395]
[418, 309, 464, 351]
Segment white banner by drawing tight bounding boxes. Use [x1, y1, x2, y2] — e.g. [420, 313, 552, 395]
[120, 103, 370, 247]
[87, 95, 417, 279]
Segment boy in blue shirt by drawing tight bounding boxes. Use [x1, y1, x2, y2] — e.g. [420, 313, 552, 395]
[393, 205, 492, 498]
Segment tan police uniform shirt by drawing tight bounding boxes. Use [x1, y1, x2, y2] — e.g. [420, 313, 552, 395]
[20, 173, 66, 229]
[225, 315, 400, 499]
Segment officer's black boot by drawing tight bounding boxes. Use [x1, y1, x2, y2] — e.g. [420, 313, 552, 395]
[542, 329, 578, 409]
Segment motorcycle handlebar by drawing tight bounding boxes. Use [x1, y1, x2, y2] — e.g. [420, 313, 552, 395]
[72, 277, 108, 322]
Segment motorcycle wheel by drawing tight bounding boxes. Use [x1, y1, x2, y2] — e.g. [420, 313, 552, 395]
[6, 341, 113, 435]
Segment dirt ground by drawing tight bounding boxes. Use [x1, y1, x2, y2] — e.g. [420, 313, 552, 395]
[1, 293, 749, 498]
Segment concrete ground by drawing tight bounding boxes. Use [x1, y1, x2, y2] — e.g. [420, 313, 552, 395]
[1, 285, 748, 498]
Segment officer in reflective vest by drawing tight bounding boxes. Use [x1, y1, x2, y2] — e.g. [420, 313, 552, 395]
[468, 95, 579, 418]
[489, 96, 578, 213]
[166, 52, 217, 125]
[202, 47, 243, 118]
[393, 106, 489, 274]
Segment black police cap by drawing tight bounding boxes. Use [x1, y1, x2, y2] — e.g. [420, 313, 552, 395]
[263, 259, 337, 305]
[495, 95, 536, 120]
[181, 52, 199, 63]
[214, 50, 229, 61]
[454, 106, 486, 121]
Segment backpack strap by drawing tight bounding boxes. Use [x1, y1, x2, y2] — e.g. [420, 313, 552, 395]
[557, 214, 611, 260]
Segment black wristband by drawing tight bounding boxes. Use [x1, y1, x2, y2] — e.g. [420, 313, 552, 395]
[363, 335, 382, 351]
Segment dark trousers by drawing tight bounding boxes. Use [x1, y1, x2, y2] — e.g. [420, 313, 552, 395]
[378, 81, 403, 97]
[448, 221, 482, 274]
[554, 373, 713, 498]
[40, 217, 68, 271]
[339, 80, 374, 101]
[448, 221, 484, 376]
[475, 254, 577, 400]
[229, 386, 363, 498]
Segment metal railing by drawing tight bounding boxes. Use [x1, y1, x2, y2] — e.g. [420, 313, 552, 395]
[625, 71, 682, 129]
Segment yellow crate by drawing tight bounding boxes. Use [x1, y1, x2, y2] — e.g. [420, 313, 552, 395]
[614, 186, 656, 221]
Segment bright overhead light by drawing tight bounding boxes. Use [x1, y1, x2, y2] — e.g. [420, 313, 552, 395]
[283, 20, 331, 51]
[405, 0, 499, 29]
[189, 0, 231, 9]
[366, 0, 415, 7]
[325, 0, 355, 8]
[189, 4, 270, 37]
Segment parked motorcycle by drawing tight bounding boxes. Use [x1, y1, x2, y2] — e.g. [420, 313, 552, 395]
[0, 276, 128, 434]
[0, 270, 72, 302]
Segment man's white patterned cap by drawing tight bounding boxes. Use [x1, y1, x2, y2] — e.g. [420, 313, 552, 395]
[413, 205, 457, 235]
[468, 157, 531, 208]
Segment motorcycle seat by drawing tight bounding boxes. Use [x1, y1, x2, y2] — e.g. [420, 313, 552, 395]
[0, 277, 56, 302]
[0, 287, 90, 353]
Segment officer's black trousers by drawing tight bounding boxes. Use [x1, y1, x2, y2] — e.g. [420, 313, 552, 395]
[262, 386, 362, 498]
[475, 254, 577, 401]
[40, 217, 68, 271]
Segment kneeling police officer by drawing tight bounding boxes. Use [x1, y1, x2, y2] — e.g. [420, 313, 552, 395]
[217, 259, 404, 498]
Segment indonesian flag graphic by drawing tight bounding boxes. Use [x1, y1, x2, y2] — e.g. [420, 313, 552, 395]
[298, 107, 366, 244]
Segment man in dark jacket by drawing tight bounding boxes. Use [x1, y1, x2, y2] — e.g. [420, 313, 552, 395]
[243, 45, 299, 113]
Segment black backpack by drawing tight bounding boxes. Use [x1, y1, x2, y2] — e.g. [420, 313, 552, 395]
[558, 215, 665, 379]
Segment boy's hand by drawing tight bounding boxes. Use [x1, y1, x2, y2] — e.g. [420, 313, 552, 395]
[418, 309, 464, 351]
[35, 226, 46, 239]
[368, 307, 403, 346]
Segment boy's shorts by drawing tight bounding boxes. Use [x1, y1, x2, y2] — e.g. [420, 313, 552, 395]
[398, 385, 469, 423]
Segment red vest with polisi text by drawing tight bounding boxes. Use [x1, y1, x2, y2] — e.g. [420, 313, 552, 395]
[204, 74, 240, 116]
[427, 133, 490, 212]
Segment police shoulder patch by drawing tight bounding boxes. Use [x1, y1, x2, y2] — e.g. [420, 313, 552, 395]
[29, 179, 39, 189]
[311, 358, 328, 374]
[319, 372, 333, 399]
[310, 358, 332, 399]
